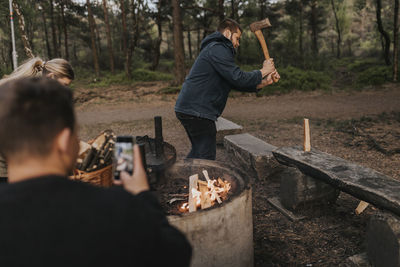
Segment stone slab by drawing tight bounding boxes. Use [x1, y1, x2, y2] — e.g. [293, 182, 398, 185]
[267, 197, 306, 222]
[224, 133, 282, 180]
[215, 117, 243, 145]
[280, 166, 340, 210]
[367, 212, 400, 267]
[342, 253, 371, 267]
[273, 146, 400, 217]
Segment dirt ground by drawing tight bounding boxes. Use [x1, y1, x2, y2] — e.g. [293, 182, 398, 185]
[75, 82, 400, 266]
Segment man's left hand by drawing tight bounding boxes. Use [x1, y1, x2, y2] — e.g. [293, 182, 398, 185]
[257, 71, 280, 89]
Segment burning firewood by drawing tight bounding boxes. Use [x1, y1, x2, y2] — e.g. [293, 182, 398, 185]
[202, 170, 222, 204]
[179, 170, 231, 213]
[188, 174, 199, 213]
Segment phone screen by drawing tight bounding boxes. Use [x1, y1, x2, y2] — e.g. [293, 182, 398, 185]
[113, 136, 134, 180]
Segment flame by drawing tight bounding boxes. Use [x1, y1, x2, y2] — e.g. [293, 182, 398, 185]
[179, 177, 231, 212]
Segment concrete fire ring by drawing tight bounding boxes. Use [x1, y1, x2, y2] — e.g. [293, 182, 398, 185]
[166, 159, 253, 267]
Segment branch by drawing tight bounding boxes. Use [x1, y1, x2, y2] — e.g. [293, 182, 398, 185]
[183, 5, 218, 14]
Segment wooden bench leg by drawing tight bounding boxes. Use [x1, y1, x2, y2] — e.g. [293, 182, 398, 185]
[367, 212, 400, 267]
[279, 166, 340, 210]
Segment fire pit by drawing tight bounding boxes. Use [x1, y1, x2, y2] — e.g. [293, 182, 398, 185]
[165, 159, 253, 267]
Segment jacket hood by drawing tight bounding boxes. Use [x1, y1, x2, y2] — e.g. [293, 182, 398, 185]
[200, 31, 235, 54]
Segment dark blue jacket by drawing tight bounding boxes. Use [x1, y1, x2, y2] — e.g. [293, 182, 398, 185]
[175, 31, 262, 121]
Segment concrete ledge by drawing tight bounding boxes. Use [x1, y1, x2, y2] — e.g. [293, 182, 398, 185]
[342, 253, 371, 267]
[216, 117, 243, 145]
[224, 133, 282, 181]
[280, 166, 340, 210]
[367, 212, 400, 267]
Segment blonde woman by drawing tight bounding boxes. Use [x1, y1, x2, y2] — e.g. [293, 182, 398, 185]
[0, 57, 74, 87]
[0, 57, 75, 182]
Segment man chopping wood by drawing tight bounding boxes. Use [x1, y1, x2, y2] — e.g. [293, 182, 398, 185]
[175, 18, 279, 160]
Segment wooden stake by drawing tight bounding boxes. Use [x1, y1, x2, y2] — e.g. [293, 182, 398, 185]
[188, 174, 198, 213]
[304, 118, 311, 152]
[355, 201, 369, 215]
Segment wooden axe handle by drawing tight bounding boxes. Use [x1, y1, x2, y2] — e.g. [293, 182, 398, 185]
[254, 30, 279, 83]
[254, 30, 270, 59]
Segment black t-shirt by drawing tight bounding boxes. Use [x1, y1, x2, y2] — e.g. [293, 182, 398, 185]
[0, 175, 191, 267]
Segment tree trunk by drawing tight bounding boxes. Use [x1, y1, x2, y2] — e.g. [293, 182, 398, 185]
[120, 0, 130, 78]
[151, 0, 163, 71]
[331, 0, 341, 58]
[49, 0, 59, 57]
[310, 0, 319, 56]
[172, 0, 185, 85]
[218, 0, 225, 22]
[197, 27, 201, 54]
[57, 5, 62, 57]
[127, 0, 141, 79]
[40, 2, 52, 58]
[376, 0, 391, 65]
[60, 1, 69, 60]
[87, 0, 100, 77]
[393, 0, 399, 81]
[187, 28, 192, 59]
[12, 1, 34, 58]
[299, 0, 303, 62]
[103, 0, 115, 73]
[259, 0, 266, 20]
[230, 0, 235, 20]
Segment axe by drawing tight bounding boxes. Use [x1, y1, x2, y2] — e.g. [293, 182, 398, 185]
[250, 18, 279, 83]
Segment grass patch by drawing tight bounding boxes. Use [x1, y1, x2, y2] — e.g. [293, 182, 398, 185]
[354, 65, 392, 88]
[74, 68, 173, 88]
[157, 86, 181, 95]
[257, 66, 331, 95]
[132, 68, 172, 82]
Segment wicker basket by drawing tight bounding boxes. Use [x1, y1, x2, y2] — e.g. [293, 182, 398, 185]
[69, 164, 113, 187]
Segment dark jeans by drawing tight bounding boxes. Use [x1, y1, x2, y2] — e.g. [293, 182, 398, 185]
[176, 112, 216, 160]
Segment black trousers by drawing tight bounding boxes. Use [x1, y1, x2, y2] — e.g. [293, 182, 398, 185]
[176, 112, 216, 160]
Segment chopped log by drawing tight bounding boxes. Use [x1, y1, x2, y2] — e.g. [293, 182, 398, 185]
[79, 141, 91, 157]
[303, 118, 311, 152]
[199, 183, 208, 209]
[202, 170, 222, 204]
[189, 174, 198, 213]
[81, 147, 96, 171]
[273, 146, 400, 217]
[198, 180, 208, 186]
[92, 133, 106, 150]
[355, 201, 369, 215]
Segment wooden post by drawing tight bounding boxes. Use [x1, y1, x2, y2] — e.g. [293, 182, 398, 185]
[304, 118, 311, 152]
[188, 174, 198, 213]
[355, 201, 369, 215]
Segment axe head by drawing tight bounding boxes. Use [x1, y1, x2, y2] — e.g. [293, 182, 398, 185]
[250, 18, 272, 32]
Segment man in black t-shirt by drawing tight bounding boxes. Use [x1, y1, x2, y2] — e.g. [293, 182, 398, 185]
[0, 78, 191, 267]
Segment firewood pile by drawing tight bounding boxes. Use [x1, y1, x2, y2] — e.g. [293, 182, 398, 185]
[179, 170, 231, 213]
[76, 130, 116, 172]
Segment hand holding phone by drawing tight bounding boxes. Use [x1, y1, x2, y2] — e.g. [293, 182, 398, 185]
[113, 136, 134, 180]
[113, 144, 149, 195]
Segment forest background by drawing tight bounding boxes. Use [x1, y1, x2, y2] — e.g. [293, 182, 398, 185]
[0, 0, 398, 95]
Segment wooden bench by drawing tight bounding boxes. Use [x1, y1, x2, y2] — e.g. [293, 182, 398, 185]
[273, 146, 400, 266]
[273, 146, 400, 217]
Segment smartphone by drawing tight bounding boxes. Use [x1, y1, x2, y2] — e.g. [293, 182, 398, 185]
[113, 136, 134, 180]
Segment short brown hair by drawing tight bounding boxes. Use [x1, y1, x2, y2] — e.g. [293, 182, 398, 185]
[0, 78, 75, 159]
[218, 18, 242, 34]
